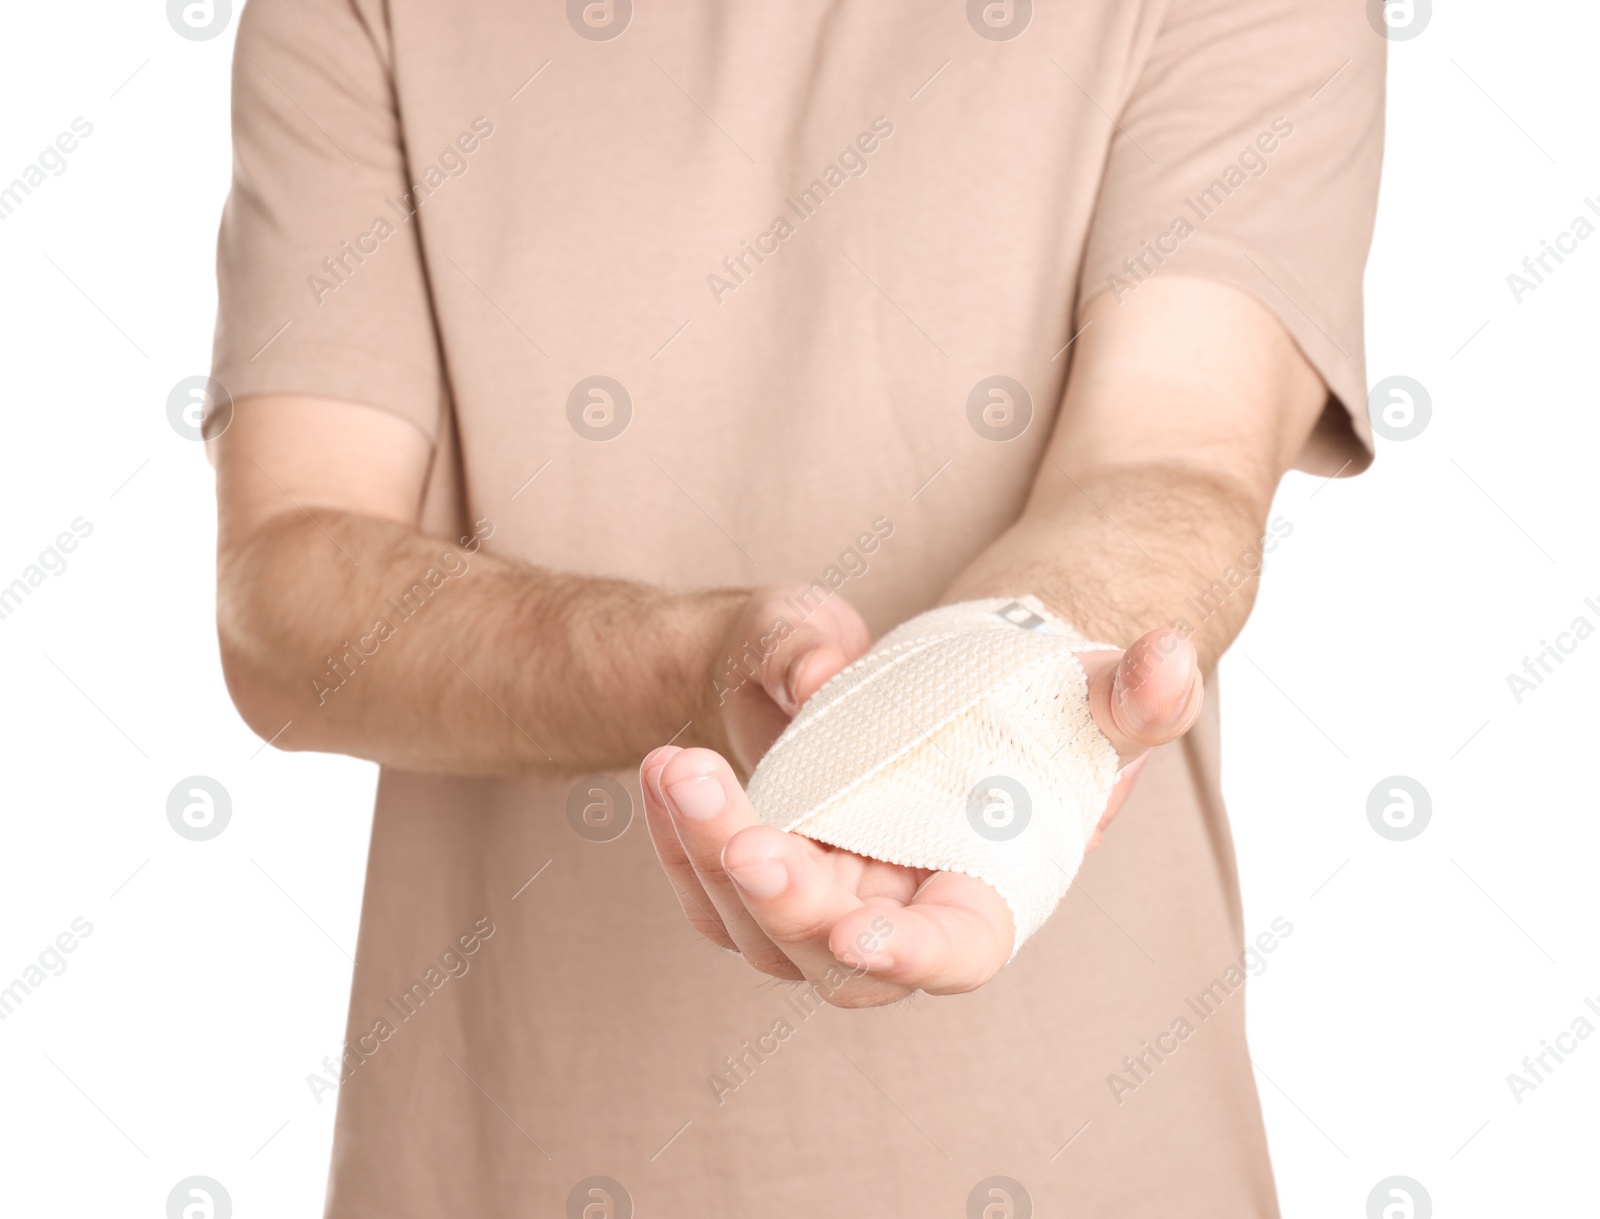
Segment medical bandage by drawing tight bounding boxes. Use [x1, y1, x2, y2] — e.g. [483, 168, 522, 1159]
[747, 597, 1119, 954]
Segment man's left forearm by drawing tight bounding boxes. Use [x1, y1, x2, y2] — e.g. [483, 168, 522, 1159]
[944, 458, 1276, 672]
[943, 278, 1336, 672]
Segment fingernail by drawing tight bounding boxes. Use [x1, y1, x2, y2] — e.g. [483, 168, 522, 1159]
[665, 774, 725, 821]
[780, 648, 818, 713]
[726, 856, 787, 899]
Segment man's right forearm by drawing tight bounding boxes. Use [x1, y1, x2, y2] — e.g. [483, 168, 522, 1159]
[217, 507, 744, 775]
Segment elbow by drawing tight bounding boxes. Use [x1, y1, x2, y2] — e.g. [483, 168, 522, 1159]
[218, 629, 305, 748]
[215, 518, 319, 749]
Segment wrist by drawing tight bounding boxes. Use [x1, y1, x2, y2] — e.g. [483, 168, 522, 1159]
[671, 587, 750, 758]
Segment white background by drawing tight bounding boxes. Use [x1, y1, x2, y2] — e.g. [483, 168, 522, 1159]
[0, 1, 1594, 1215]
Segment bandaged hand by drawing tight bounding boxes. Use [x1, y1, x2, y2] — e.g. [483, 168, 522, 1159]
[642, 596, 1202, 1007]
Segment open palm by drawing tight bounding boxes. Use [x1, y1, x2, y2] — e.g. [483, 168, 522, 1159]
[642, 618, 1201, 1007]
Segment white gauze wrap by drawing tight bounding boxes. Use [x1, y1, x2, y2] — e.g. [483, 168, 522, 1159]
[746, 597, 1120, 954]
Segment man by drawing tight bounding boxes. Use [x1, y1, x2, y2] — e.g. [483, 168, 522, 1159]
[209, 0, 1382, 1213]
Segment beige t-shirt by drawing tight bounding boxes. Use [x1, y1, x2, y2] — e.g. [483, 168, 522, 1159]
[212, 1, 1383, 1214]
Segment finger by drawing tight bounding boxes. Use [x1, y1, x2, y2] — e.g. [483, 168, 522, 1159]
[640, 746, 734, 951]
[658, 747, 800, 979]
[1080, 629, 1204, 764]
[1085, 751, 1148, 854]
[829, 872, 1015, 996]
[806, 594, 872, 664]
[721, 824, 910, 1007]
[758, 621, 855, 716]
[747, 586, 871, 715]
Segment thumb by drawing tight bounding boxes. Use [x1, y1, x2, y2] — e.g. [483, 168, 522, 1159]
[758, 602, 869, 716]
[1080, 629, 1204, 765]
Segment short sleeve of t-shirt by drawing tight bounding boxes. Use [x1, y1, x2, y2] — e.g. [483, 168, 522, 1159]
[209, 0, 445, 442]
[1076, 0, 1386, 473]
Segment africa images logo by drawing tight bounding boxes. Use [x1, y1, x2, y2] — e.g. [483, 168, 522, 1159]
[967, 0, 1032, 41]
[567, 0, 632, 41]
